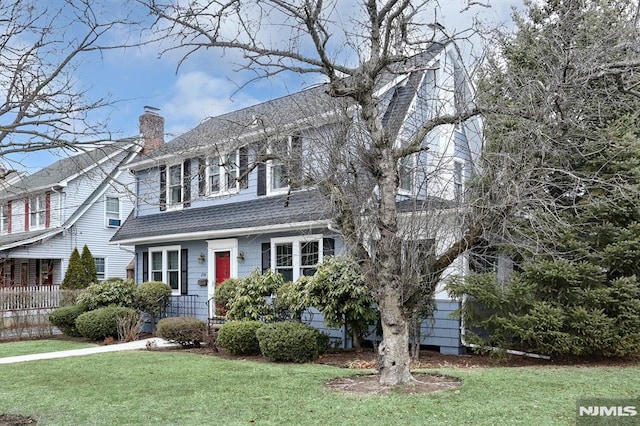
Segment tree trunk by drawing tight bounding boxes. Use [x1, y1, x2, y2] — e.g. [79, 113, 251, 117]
[377, 291, 413, 385]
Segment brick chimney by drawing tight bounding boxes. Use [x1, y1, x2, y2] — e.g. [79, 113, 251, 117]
[139, 106, 164, 154]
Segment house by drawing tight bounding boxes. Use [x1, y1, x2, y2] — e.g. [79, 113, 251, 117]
[0, 108, 165, 287]
[110, 42, 482, 354]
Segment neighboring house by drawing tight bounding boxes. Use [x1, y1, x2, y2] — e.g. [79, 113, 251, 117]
[0, 114, 161, 286]
[111, 42, 482, 354]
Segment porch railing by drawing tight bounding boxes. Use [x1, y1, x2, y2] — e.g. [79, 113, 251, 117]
[162, 294, 200, 318]
[0, 285, 65, 311]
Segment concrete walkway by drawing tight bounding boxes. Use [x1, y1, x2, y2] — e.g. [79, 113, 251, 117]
[0, 338, 180, 364]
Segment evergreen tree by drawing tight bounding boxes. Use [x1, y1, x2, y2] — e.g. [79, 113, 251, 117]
[61, 247, 84, 290]
[451, 0, 640, 357]
[80, 245, 98, 285]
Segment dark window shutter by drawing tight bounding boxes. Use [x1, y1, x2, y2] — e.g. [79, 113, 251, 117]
[181, 248, 188, 295]
[24, 198, 29, 231]
[7, 201, 11, 233]
[142, 252, 148, 282]
[323, 238, 335, 257]
[197, 157, 207, 196]
[290, 135, 303, 188]
[10, 259, 15, 285]
[183, 160, 191, 208]
[45, 192, 51, 228]
[239, 146, 249, 189]
[261, 242, 271, 273]
[159, 166, 167, 211]
[257, 163, 267, 196]
[35, 259, 41, 285]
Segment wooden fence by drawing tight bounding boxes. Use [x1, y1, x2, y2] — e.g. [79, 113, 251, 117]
[0, 285, 66, 311]
[0, 285, 81, 340]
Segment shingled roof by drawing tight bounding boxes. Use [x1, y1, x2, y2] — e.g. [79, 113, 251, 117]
[110, 191, 331, 244]
[129, 45, 445, 168]
[0, 141, 138, 200]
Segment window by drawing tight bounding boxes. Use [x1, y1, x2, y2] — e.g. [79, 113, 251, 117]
[398, 155, 415, 195]
[207, 152, 240, 195]
[94, 257, 106, 281]
[29, 194, 46, 229]
[267, 135, 302, 194]
[105, 197, 120, 227]
[168, 164, 183, 205]
[149, 246, 181, 294]
[0, 204, 7, 234]
[453, 161, 463, 202]
[271, 235, 323, 282]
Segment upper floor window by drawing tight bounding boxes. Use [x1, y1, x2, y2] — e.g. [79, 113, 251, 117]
[267, 135, 302, 195]
[208, 152, 239, 195]
[398, 154, 416, 195]
[29, 193, 47, 229]
[160, 160, 191, 211]
[0, 204, 7, 234]
[105, 196, 121, 227]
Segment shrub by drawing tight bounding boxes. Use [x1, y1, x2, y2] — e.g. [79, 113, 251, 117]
[157, 317, 207, 347]
[48, 305, 86, 337]
[80, 245, 98, 285]
[135, 281, 172, 326]
[226, 269, 286, 321]
[216, 320, 263, 355]
[214, 278, 243, 316]
[75, 306, 137, 341]
[76, 278, 136, 311]
[256, 322, 322, 363]
[61, 248, 85, 290]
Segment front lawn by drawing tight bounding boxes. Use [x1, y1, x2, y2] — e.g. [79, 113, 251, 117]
[0, 349, 638, 425]
[0, 339, 94, 358]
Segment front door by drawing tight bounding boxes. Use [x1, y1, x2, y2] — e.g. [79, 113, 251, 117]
[214, 251, 231, 316]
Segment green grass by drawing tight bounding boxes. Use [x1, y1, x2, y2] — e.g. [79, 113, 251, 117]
[0, 350, 638, 425]
[0, 339, 95, 358]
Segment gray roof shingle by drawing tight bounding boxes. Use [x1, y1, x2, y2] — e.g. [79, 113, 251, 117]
[0, 141, 137, 199]
[111, 191, 330, 243]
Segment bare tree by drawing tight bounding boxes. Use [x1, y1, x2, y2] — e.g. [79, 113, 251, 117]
[142, 0, 485, 386]
[0, 0, 138, 174]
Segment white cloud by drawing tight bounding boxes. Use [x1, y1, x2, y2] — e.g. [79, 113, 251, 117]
[160, 71, 262, 137]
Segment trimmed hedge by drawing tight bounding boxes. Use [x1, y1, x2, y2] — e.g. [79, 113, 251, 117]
[157, 317, 207, 347]
[48, 305, 86, 337]
[256, 322, 323, 363]
[217, 320, 263, 355]
[75, 306, 138, 341]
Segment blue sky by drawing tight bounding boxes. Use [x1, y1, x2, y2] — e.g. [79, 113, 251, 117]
[16, 0, 523, 173]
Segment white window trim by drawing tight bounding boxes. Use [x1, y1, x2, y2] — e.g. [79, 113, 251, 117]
[0, 204, 7, 235]
[104, 196, 121, 228]
[398, 154, 417, 197]
[149, 245, 182, 295]
[207, 150, 240, 197]
[166, 163, 184, 211]
[266, 135, 299, 196]
[29, 194, 46, 230]
[270, 234, 323, 282]
[94, 257, 107, 282]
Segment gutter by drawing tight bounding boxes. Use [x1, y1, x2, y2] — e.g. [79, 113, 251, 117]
[458, 294, 551, 360]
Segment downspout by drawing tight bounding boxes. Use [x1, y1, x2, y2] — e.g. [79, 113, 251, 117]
[458, 294, 550, 360]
